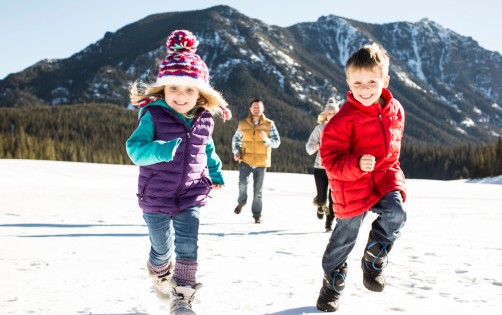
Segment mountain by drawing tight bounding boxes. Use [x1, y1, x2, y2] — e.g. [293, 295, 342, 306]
[1, 5, 501, 146]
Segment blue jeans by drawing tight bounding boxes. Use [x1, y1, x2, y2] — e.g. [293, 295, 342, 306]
[238, 162, 266, 217]
[322, 190, 406, 274]
[143, 206, 200, 267]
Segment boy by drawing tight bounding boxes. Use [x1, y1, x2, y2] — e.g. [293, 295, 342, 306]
[316, 43, 407, 312]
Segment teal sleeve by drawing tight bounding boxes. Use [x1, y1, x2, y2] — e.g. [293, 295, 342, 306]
[206, 137, 224, 185]
[125, 112, 182, 166]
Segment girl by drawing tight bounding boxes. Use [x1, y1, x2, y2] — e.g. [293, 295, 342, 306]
[126, 30, 231, 315]
[305, 98, 339, 231]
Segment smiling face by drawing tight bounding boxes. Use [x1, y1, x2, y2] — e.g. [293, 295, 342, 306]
[163, 85, 199, 114]
[249, 101, 264, 118]
[346, 66, 390, 107]
[325, 110, 337, 121]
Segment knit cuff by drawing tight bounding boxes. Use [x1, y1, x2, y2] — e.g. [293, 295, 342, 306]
[174, 260, 198, 287]
[148, 260, 173, 277]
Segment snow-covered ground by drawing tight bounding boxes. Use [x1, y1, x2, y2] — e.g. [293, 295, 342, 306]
[1, 159, 501, 315]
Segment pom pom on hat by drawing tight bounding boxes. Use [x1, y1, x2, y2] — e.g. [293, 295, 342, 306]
[166, 30, 199, 54]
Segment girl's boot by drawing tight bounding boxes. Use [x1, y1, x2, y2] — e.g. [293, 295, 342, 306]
[169, 280, 202, 315]
[147, 260, 175, 304]
[169, 260, 200, 314]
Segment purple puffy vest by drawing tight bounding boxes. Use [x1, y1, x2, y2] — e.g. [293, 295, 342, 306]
[137, 105, 214, 215]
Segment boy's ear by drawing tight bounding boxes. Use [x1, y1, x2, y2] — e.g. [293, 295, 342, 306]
[383, 75, 390, 88]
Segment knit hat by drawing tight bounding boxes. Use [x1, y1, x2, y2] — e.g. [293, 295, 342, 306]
[155, 30, 228, 110]
[322, 97, 339, 114]
[317, 97, 339, 123]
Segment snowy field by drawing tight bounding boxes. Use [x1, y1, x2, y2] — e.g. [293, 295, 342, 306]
[1, 159, 501, 315]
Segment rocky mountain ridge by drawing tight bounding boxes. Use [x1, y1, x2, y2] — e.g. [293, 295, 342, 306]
[1, 5, 501, 146]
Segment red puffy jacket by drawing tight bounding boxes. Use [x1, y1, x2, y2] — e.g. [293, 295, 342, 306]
[320, 88, 406, 218]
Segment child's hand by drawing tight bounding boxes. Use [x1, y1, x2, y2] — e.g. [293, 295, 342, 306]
[233, 153, 240, 161]
[212, 184, 224, 189]
[359, 154, 375, 172]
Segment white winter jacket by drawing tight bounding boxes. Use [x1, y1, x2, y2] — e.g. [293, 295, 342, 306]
[305, 123, 326, 169]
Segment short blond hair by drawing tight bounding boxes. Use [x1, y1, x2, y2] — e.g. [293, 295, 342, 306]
[346, 43, 390, 79]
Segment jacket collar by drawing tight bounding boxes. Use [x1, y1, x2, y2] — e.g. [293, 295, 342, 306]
[346, 88, 393, 112]
[245, 113, 267, 125]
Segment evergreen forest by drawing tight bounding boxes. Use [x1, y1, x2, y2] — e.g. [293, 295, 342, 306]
[1, 104, 501, 180]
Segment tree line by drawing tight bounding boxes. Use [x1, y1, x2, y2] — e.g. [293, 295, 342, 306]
[1, 104, 501, 180]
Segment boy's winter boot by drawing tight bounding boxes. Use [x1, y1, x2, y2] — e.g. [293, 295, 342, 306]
[316, 263, 348, 312]
[361, 234, 393, 292]
[169, 279, 203, 315]
[147, 261, 175, 304]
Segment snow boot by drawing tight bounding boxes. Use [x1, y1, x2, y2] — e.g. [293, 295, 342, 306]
[313, 197, 326, 220]
[361, 234, 393, 292]
[316, 263, 348, 312]
[234, 203, 245, 214]
[169, 279, 202, 315]
[148, 261, 175, 304]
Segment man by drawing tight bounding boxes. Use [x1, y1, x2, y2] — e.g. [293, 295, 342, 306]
[231, 99, 281, 223]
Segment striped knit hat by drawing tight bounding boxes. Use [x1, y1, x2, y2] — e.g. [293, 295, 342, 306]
[155, 30, 228, 109]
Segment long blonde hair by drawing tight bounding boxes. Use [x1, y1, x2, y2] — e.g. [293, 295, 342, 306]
[129, 80, 223, 117]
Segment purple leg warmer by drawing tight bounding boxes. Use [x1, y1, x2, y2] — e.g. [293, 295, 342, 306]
[174, 260, 198, 287]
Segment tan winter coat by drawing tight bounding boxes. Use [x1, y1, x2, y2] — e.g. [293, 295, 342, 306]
[239, 114, 273, 167]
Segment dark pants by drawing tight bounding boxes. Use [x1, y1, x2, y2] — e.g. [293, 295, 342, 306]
[313, 168, 334, 223]
[322, 190, 406, 274]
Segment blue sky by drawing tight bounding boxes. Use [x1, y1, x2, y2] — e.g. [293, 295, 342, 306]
[1, 0, 500, 79]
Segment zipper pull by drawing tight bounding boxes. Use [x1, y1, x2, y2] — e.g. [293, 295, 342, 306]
[186, 132, 190, 139]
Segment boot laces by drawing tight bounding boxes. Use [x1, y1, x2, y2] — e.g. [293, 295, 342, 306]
[365, 241, 389, 271]
[331, 270, 346, 292]
[171, 292, 195, 313]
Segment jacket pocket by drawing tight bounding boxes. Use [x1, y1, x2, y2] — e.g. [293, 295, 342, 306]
[137, 173, 155, 201]
[201, 176, 213, 196]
